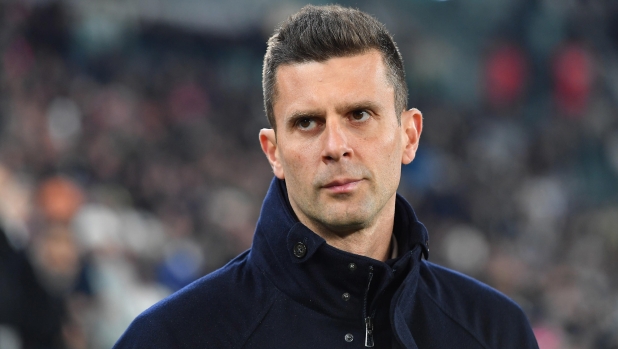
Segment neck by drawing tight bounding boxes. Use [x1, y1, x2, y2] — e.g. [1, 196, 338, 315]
[320, 224, 393, 262]
[297, 198, 396, 262]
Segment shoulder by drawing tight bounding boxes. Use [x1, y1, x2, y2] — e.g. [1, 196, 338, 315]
[113, 250, 279, 349]
[419, 261, 518, 310]
[418, 261, 538, 348]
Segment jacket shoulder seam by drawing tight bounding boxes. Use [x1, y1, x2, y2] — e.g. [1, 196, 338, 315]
[237, 270, 280, 349]
[418, 279, 491, 349]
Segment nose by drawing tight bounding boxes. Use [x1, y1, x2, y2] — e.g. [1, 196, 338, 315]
[321, 119, 352, 162]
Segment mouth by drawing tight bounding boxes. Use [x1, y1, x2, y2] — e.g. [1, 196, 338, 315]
[322, 178, 363, 194]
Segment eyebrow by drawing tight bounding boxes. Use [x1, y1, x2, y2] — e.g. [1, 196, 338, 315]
[284, 109, 324, 128]
[335, 100, 382, 115]
[285, 100, 383, 123]
[288, 109, 324, 120]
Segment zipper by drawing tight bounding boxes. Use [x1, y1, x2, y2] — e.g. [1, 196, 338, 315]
[363, 266, 375, 347]
[365, 316, 374, 347]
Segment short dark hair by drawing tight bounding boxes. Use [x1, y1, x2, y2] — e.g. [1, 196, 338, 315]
[262, 5, 408, 130]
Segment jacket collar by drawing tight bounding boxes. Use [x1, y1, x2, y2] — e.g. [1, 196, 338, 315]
[250, 178, 429, 321]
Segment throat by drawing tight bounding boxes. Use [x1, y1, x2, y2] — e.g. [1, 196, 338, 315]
[315, 226, 394, 261]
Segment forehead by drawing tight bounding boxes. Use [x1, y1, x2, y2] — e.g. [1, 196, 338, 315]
[272, 50, 394, 121]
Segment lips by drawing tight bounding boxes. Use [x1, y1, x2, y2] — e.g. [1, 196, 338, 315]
[322, 178, 362, 193]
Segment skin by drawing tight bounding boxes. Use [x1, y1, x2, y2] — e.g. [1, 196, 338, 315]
[260, 50, 423, 261]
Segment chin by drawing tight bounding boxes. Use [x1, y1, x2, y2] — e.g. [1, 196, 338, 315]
[320, 212, 371, 233]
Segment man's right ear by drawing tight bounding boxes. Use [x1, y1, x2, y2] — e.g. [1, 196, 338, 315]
[259, 129, 285, 179]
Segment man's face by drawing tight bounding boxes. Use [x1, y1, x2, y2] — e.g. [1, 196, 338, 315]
[260, 50, 422, 236]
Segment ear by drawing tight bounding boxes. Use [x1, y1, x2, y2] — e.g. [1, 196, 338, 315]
[259, 128, 285, 179]
[400, 108, 423, 165]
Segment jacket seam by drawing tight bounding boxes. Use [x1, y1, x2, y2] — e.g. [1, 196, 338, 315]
[253, 262, 360, 326]
[418, 280, 490, 349]
[237, 277, 279, 349]
[238, 278, 277, 349]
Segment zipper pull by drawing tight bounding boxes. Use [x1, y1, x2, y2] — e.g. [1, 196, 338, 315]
[365, 316, 374, 347]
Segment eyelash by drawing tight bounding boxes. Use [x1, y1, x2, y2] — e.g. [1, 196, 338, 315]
[292, 110, 372, 130]
[351, 110, 371, 121]
[295, 117, 318, 130]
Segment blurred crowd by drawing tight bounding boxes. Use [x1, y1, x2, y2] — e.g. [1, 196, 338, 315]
[0, 1, 617, 348]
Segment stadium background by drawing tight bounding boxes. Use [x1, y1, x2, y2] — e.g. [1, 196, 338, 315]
[1, 0, 618, 348]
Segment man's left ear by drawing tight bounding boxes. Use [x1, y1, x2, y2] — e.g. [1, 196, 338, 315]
[400, 108, 423, 165]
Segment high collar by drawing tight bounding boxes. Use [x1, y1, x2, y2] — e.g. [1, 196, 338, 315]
[250, 178, 429, 322]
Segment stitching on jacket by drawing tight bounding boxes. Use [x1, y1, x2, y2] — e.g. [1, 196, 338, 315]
[418, 278, 490, 349]
[238, 273, 279, 349]
[253, 262, 358, 325]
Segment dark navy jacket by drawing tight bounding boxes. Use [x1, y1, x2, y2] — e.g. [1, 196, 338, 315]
[114, 178, 539, 348]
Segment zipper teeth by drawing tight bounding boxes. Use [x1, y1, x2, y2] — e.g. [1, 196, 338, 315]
[364, 266, 375, 347]
[363, 266, 374, 319]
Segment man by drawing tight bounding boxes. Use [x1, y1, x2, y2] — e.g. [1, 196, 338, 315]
[114, 5, 539, 348]
[0, 227, 65, 349]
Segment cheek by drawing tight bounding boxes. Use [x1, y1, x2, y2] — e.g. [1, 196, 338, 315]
[372, 133, 400, 161]
[371, 135, 402, 180]
[280, 147, 313, 180]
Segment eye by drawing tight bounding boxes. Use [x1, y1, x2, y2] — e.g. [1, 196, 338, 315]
[351, 110, 371, 122]
[296, 117, 317, 130]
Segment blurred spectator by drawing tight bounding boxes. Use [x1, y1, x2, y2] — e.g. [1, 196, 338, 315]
[552, 43, 594, 118]
[484, 43, 529, 109]
[0, 227, 65, 349]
